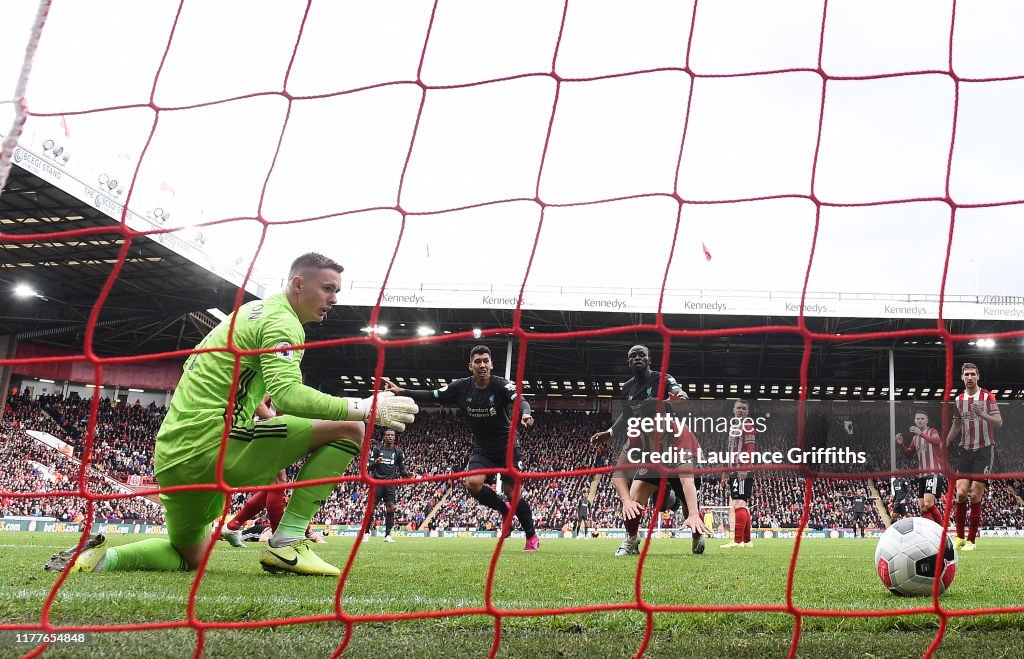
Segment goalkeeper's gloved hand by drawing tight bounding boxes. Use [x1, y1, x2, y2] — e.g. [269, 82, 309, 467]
[346, 391, 418, 432]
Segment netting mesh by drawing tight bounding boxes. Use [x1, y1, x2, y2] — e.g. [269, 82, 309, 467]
[3, 1, 1024, 657]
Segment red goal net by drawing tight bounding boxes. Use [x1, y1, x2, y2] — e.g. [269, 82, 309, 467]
[3, 1, 1024, 657]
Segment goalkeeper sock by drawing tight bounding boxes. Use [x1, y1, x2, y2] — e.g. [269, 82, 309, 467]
[514, 497, 536, 538]
[275, 439, 359, 543]
[624, 514, 642, 538]
[385, 510, 395, 536]
[104, 539, 187, 572]
[469, 485, 508, 514]
[228, 491, 267, 531]
[954, 501, 967, 538]
[967, 503, 982, 542]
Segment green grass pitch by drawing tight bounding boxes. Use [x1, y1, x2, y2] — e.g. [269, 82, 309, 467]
[2, 533, 1023, 658]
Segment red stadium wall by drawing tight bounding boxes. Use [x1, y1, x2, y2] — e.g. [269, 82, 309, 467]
[12, 342, 182, 391]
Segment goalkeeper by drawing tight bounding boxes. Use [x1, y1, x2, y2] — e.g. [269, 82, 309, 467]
[46, 253, 418, 577]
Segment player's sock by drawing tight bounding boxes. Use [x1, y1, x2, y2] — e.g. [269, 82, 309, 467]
[739, 507, 752, 544]
[228, 491, 268, 531]
[624, 513, 642, 539]
[266, 488, 286, 531]
[385, 510, 395, 536]
[954, 500, 967, 538]
[926, 505, 943, 526]
[103, 539, 187, 572]
[514, 498, 536, 538]
[274, 439, 359, 544]
[469, 485, 508, 514]
[967, 503, 982, 543]
[733, 508, 745, 544]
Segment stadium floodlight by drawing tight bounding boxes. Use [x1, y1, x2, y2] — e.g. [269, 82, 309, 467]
[43, 139, 54, 150]
[472, 328, 483, 338]
[361, 325, 388, 336]
[13, 283, 38, 298]
[977, 338, 996, 349]
[417, 325, 435, 337]
[152, 208, 170, 224]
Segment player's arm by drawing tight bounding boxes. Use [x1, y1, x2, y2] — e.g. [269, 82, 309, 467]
[945, 418, 962, 447]
[895, 433, 914, 456]
[496, 378, 533, 427]
[975, 398, 1003, 429]
[611, 449, 643, 520]
[922, 427, 942, 446]
[259, 322, 417, 430]
[381, 377, 460, 404]
[593, 408, 633, 447]
[397, 448, 413, 478]
[677, 475, 710, 535]
[665, 374, 687, 401]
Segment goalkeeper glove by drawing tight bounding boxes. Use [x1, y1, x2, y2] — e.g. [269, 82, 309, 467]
[345, 391, 418, 432]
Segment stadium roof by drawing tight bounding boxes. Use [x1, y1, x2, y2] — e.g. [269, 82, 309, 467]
[4, 160, 1024, 400]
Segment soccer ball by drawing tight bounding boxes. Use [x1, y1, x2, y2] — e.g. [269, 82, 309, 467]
[874, 517, 957, 596]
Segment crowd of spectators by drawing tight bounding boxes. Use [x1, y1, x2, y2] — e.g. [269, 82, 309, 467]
[0, 418, 164, 523]
[4, 392, 1022, 532]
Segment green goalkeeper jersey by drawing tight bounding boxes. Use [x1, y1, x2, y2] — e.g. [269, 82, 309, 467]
[155, 292, 350, 474]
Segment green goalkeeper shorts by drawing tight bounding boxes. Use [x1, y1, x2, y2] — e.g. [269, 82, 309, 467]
[156, 415, 314, 547]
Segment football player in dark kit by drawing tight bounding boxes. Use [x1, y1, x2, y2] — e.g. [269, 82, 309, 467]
[382, 345, 539, 551]
[363, 429, 411, 543]
[591, 344, 709, 556]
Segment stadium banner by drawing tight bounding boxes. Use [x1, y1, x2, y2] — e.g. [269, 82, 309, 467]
[0, 520, 170, 534]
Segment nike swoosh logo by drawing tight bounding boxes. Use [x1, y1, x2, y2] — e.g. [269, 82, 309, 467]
[268, 550, 298, 566]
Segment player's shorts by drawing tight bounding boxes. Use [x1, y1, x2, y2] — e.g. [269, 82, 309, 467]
[728, 474, 755, 501]
[465, 446, 524, 485]
[635, 467, 702, 516]
[156, 415, 328, 547]
[852, 512, 865, 521]
[374, 484, 397, 504]
[952, 445, 994, 484]
[917, 474, 944, 498]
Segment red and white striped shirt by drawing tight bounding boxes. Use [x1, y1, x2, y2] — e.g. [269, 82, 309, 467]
[727, 423, 757, 466]
[953, 389, 999, 451]
[903, 427, 941, 473]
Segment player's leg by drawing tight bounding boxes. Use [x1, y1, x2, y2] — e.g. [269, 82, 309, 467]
[224, 415, 363, 575]
[668, 475, 706, 554]
[964, 447, 994, 550]
[463, 453, 511, 515]
[383, 497, 397, 542]
[46, 460, 223, 573]
[919, 475, 943, 526]
[499, 447, 538, 550]
[615, 479, 657, 556]
[964, 481, 987, 551]
[271, 419, 364, 545]
[723, 475, 744, 548]
[500, 479, 538, 550]
[951, 445, 973, 548]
